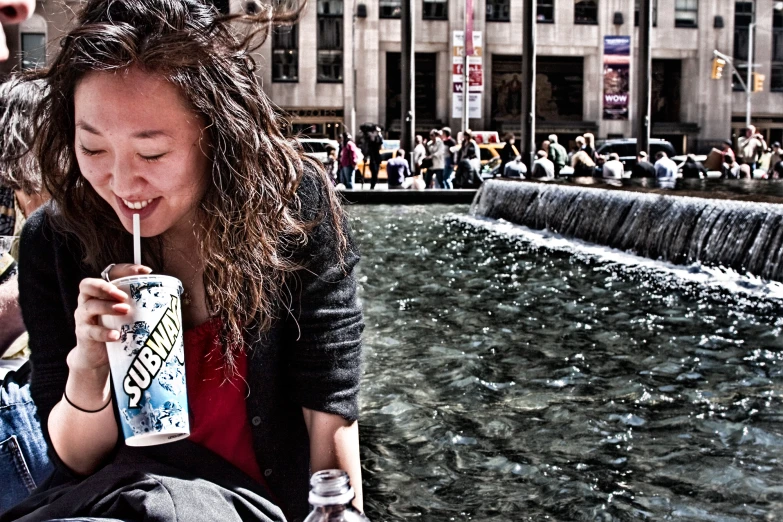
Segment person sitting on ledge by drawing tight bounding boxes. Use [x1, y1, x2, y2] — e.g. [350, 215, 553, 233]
[654, 151, 678, 179]
[631, 151, 655, 178]
[386, 149, 411, 189]
[0, 76, 55, 515]
[3, 0, 365, 520]
[531, 150, 555, 180]
[503, 155, 527, 178]
[602, 152, 624, 179]
[571, 149, 596, 178]
[681, 154, 707, 179]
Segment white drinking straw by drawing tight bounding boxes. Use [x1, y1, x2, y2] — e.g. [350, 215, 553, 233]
[133, 213, 141, 265]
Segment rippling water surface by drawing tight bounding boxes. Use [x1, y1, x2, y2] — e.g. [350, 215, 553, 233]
[352, 204, 783, 522]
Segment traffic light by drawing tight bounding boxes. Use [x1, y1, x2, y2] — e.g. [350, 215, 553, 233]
[711, 56, 726, 79]
[753, 72, 766, 92]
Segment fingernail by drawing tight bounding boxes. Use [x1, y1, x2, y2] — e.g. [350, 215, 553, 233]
[108, 331, 120, 341]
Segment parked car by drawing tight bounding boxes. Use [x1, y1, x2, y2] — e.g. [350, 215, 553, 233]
[594, 138, 676, 171]
[297, 138, 339, 165]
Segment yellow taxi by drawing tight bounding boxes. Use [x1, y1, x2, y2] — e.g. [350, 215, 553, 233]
[479, 142, 519, 166]
[356, 149, 398, 182]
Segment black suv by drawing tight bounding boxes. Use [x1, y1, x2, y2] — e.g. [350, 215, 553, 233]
[595, 138, 676, 170]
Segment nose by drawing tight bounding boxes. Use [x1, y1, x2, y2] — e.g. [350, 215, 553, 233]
[110, 156, 148, 198]
[0, 0, 34, 24]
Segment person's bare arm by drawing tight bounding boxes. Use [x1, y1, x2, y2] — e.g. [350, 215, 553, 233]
[303, 407, 363, 512]
[0, 277, 26, 351]
[49, 264, 150, 475]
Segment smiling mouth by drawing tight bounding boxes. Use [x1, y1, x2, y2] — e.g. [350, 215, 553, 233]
[121, 198, 156, 210]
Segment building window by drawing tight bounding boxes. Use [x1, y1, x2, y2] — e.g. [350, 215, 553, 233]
[486, 0, 510, 22]
[537, 0, 554, 23]
[734, 1, 753, 61]
[634, 0, 657, 27]
[380, 0, 400, 18]
[317, 0, 343, 82]
[574, 0, 597, 25]
[20, 33, 46, 70]
[674, 0, 698, 28]
[423, 0, 447, 19]
[773, 10, 783, 91]
[734, 1, 753, 91]
[272, 25, 298, 82]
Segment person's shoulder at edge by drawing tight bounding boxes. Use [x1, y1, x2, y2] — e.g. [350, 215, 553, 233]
[292, 158, 360, 264]
[20, 201, 66, 254]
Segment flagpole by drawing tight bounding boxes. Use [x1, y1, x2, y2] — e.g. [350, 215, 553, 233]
[461, 0, 472, 133]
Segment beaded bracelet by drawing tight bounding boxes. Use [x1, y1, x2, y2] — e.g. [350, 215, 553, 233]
[63, 390, 112, 413]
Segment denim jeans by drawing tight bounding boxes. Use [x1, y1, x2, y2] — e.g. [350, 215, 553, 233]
[442, 158, 453, 189]
[0, 362, 53, 513]
[338, 166, 354, 189]
[426, 169, 444, 189]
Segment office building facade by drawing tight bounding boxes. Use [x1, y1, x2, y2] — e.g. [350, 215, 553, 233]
[3, 0, 782, 152]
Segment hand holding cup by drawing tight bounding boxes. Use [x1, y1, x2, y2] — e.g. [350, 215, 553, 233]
[69, 264, 152, 372]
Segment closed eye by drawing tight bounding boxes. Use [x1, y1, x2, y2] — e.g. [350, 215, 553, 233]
[79, 144, 103, 156]
[140, 153, 166, 163]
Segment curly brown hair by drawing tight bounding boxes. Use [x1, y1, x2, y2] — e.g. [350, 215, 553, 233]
[0, 76, 46, 194]
[34, 0, 348, 373]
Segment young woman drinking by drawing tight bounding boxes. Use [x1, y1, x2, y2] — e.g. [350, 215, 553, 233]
[4, 0, 364, 520]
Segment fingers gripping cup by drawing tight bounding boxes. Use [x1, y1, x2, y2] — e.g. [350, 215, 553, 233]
[102, 275, 190, 446]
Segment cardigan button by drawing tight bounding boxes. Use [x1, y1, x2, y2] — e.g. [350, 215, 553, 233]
[251, 416, 261, 426]
[264, 468, 273, 477]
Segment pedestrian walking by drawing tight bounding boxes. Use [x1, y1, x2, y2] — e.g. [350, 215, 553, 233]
[338, 132, 359, 189]
[366, 126, 383, 189]
[455, 129, 480, 188]
[425, 129, 446, 189]
[412, 135, 427, 176]
[499, 133, 517, 175]
[441, 127, 456, 189]
[547, 134, 567, 177]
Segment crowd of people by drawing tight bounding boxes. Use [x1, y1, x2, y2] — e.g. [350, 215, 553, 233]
[326, 125, 783, 189]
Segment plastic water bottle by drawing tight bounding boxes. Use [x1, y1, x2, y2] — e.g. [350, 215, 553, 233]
[303, 469, 369, 522]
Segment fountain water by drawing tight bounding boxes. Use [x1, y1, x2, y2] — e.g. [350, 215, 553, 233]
[472, 180, 783, 281]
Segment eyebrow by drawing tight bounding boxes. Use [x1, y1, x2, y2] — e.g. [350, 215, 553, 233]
[76, 120, 172, 139]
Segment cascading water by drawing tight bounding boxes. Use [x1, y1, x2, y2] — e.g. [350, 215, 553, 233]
[471, 180, 783, 282]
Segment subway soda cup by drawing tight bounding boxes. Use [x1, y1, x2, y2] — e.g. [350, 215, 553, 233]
[101, 274, 190, 446]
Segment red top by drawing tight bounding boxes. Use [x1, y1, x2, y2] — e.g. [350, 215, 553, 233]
[184, 318, 264, 484]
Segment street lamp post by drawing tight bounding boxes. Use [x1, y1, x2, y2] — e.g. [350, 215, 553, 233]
[746, 0, 755, 128]
[635, 0, 652, 157]
[351, 5, 357, 138]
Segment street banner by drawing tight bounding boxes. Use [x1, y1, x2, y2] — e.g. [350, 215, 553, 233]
[452, 30, 482, 119]
[603, 35, 630, 120]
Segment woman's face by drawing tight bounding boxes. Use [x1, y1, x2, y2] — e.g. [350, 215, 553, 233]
[74, 68, 210, 240]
